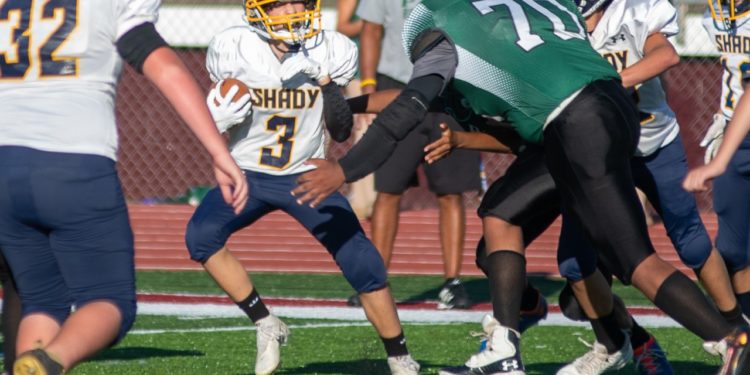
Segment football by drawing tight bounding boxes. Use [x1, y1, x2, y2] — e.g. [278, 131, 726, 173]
[212, 78, 249, 104]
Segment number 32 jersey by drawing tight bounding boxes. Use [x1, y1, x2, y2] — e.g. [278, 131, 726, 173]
[588, 0, 680, 157]
[206, 28, 357, 175]
[0, 0, 160, 161]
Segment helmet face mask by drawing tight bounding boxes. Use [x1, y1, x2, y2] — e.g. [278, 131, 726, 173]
[709, 0, 750, 28]
[244, 0, 322, 44]
[574, 0, 613, 18]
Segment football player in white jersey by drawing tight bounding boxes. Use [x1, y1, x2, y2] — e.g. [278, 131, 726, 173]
[685, 0, 750, 334]
[0, 1, 248, 374]
[555, 0, 748, 373]
[183, 1, 419, 374]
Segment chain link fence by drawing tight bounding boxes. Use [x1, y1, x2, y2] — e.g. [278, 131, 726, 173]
[117, 1, 719, 211]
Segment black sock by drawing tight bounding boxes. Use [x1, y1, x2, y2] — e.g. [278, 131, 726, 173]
[737, 292, 750, 317]
[629, 319, 651, 349]
[382, 332, 409, 357]
[237, 289, 269, 323]
[520, 283, 540, 311]
[721, 304, 748, 327]
[485, 251, 526, 330]
[654, 272, 732, 341]
[590, 311, 626, 353]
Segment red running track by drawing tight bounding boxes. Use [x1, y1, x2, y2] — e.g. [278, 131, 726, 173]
[131, 204, 711, 278]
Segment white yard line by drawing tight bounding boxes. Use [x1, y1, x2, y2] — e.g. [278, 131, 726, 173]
[138, 302, 681, 328]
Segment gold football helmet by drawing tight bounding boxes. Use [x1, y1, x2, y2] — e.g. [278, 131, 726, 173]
[709, 0, 750, 26]
[244, 0, 322, 43]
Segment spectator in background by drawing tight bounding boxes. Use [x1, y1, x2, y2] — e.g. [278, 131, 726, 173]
[0, 1, 248, 374]
[336, 0, 378, 220]
[347, 0, 482, 310]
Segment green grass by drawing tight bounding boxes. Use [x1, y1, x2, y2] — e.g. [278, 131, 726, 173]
[0, 272, 719, 374]
[47, 316, 718, 374]
[136, 270, 655, 306]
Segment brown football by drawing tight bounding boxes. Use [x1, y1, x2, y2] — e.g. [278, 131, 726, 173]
[212, 78, 249, 105]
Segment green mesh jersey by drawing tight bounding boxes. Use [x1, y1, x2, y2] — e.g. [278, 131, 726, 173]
[404, 0, 619, 143]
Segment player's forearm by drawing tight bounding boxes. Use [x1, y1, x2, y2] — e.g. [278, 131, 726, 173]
[346, 89, 401, 113]
[712, 92, 750, 169]
[620, 34, 679, 88]
[453, 131, 514, 153]
[143, 47, 229, 159]
[359, 21, 382, 93]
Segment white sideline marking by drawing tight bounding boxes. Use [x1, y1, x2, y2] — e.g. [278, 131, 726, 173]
[138, 302, 680, 328]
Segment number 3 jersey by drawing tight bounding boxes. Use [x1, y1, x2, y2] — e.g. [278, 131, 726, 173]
[588, 0, 680, 157]
[702, 8, 750, 121]
[0, 0, 160, 160]
[206, 28, 357, 175]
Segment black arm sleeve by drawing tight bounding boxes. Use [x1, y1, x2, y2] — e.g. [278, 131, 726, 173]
[321, 82, 353, 142]
[338, 74, 445, 182]
[346, 94, 370, 114]
[116, 22, 168, 74]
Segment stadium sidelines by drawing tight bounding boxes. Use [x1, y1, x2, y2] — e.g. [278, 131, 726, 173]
[132, 293, 680, 328]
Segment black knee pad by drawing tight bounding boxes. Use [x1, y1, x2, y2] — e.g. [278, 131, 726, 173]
[558, 283, 588, 322]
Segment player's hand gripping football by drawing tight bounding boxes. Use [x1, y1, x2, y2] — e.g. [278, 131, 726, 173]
[280, 54, 330, 84]
[206, 80, 253, 133]
[424, 123, 456, 164]
[292, 159, 345, 208]
[700, 113, 727, 164]
[212, 152, 249, 214]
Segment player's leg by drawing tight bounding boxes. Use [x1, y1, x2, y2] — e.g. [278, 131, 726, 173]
[543, 79, 740, 362]
[185, 171, 284, 375]
[440, 147, 558, 375]
[282, 179, 419, 374]
[0, 251, 21, 373]
[635, 136, 743, 324]
[424, 113, 481, 309]
[556, 216, 642, 374]
[0, 150, 134, 374]
[713, 140, 750, 316]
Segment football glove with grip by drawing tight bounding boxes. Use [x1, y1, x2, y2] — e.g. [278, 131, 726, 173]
[279, 54, 329, 83]
[701, 113, 727, 164]
[206, 81, 252, 133]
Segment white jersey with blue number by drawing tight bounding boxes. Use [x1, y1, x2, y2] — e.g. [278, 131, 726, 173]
[206, 28, 357, 175]
[0, 0, 160, 160]
[588, 0, 680, 156]
[703, 10, 750, 120]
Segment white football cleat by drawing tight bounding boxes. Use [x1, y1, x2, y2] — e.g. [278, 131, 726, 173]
[388, 354, 421, 375]
[556, 335, 632, 375]
[254, 315, 289, 375]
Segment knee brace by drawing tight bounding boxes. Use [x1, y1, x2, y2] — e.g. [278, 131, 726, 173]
[676, 232, 712, 270]
[336, 237, 387, 293]
[185, 219, 228, 263]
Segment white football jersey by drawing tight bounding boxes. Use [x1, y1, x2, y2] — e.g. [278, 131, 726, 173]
[0, 0, 160, 160]
[588, 0, 680, 156]
[206, 28, 357, 175]
[703, 10, 750, 121]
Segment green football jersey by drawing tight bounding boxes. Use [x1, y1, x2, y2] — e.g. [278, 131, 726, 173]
[404, 0, 620, 143]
